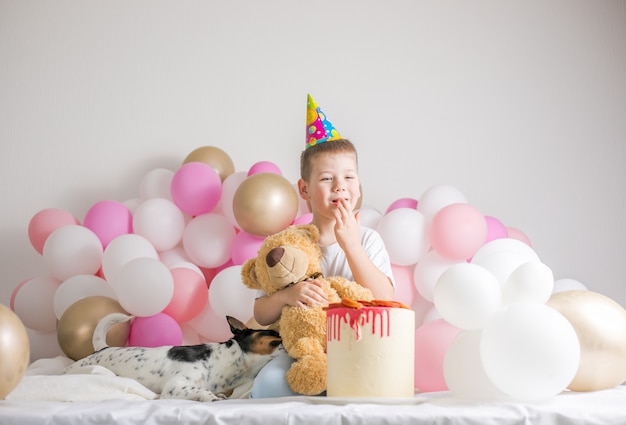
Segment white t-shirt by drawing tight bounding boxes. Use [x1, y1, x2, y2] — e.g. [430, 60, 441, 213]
[256, 226, 394, 298]
[320, 226, 395, 287]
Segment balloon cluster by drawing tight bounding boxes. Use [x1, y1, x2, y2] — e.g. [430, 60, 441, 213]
[12, 146, 306, 360]
[367, 185, 626, 401]
[9, 146, 626, 402]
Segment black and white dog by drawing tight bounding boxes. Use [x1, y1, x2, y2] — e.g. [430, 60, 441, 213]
[64, 313, 283, 401]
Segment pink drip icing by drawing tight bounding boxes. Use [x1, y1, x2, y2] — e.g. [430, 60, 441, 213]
[327, 307, 392, 342]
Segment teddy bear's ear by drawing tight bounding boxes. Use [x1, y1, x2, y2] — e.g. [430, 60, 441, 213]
[241, 258, 262, 290]
[296, 223, 320, 243]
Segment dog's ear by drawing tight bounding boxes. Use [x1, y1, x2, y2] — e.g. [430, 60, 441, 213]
[226, 316, 247, 334]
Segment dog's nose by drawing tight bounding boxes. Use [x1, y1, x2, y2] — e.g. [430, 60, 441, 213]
[266, 247, 285, 268]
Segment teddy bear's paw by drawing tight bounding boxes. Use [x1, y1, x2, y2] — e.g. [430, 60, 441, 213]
[329, 277, 374, 302]
[288, 337, 325, 359]
[287, 356, 327, 395]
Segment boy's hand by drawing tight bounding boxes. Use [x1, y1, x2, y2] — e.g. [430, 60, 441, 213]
[333, 198, 361, 251]
[285, 279, 328, 308]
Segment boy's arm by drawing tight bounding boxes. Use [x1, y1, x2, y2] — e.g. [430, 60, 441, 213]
[334, 200, 394, 299]
[343, 244, 394, 300]
[253, 293, 287, 326]
[253, 280, 329, 326]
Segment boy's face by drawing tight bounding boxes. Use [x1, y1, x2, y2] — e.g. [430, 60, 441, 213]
[298, 151, 361, 219]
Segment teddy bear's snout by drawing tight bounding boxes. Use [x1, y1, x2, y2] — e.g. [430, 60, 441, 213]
[265, 245, 311, 287]
[266, 247, 285, 268]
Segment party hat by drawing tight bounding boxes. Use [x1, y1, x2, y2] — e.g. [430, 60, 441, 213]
[306, 94, 342, 149]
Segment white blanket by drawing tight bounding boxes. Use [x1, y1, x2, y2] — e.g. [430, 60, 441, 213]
[6, 356, 254, 402]
[6, 356, 158, 402]
[4, 357, 626, 425]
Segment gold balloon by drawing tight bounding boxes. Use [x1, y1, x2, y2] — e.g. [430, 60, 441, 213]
[57, 296, 130, 361]
[547, 290, 626, 391]
[233, 172, 299, 237]
[0, 304, 30, 399]
[183, 146, 235, 182]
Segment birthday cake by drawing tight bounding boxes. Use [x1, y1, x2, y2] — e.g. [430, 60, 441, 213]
[326, 299, 415, 397]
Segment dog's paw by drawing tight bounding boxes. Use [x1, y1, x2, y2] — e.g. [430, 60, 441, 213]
[194, 390, 225, 402]
[213, 392, 229, 401]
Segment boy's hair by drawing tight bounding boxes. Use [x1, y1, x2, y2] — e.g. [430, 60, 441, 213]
[299, 139, 358, 181]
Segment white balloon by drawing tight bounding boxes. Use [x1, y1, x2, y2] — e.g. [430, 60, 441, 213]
[411, 292, 435, 328]
[53, 274, 116, 319]
[552, 278, 588, 293]
[102, 234, 158, 281]
[220, 171, 248, 229]
[414, 250, 460, 302]
[377, 208, 428, 266]
[421, 305, 442, 324]
[132, 198, 185, 251]
[122, 198, 142, 214]
[417, 184, 467, 222]
[159, 245, 192, 267]
[182, 213, 236, 268]
[26, 327, 64, 361]
[434, 263, 502, 330]
[472, 238, 540, 265]
[358, 205, 383, 229]
[208, 265, 256, 322]
[444, 330, 504, 399]
[139, 168, 174, 200]
[42, 225, 103, 281]
[480, 303, 580, 402]
[13, 275, 60, 332]
[503, 262, 554, 305]
[109, 257, 174, 317]
[472, 250, 530, 286]
[167, 260, 203, 277]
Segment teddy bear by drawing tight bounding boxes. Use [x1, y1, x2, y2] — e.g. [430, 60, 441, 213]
[241, 223, 374, 395]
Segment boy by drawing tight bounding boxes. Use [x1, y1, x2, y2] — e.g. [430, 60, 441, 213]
[249, 94, 394, 398]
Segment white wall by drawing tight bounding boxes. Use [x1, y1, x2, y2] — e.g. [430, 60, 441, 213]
[1, 0, 625, 357]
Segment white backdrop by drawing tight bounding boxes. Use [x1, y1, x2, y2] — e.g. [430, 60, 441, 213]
[1, 1, 625, 359]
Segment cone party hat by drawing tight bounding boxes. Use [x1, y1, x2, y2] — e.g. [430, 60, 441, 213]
[306, 94, 342, 149]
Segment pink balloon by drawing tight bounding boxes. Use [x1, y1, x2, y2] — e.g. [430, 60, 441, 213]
[83, 200, 133, 248]
[187, 301, 233, 342]
[162, 267, 208, 323]
[129, 313, 182, 347]
[385, 197, 418, 214]
[171, 162, 222, 216]
[414, 319, 461, 392]
[485, 216, 508, 243]
[391, 264, 417, 307]
[28, 208, 80, 254]
[200, 259, 234, 289]
[506, 226, 532, 246]
[429, 203, 488, 261]
[247, 161, 282, 176]
[293, 212, 313, 225]
[230, 231, 265, 265]
[200, 267, 217, 287]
